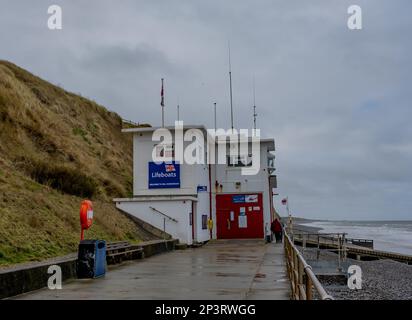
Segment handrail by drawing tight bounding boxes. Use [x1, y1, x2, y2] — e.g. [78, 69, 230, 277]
[149, 206, 178, 223]
[283, 229, 334, 300]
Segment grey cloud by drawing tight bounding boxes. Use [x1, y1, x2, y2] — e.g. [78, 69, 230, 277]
[0, 0, 411, 220]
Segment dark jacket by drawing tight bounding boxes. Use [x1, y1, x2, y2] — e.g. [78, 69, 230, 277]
[271, 219, 282, 233]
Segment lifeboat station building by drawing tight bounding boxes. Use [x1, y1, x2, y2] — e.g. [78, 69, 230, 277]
[114, 124, 277, 245]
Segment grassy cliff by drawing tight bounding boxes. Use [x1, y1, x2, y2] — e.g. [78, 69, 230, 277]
[0, 61, 150, 266]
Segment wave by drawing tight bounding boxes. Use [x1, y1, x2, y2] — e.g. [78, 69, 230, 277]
[299, 220, 412, 256]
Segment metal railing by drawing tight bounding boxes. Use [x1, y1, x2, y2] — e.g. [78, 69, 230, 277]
[283, 229, 334, 300]
[149, 207, 178, 249]
[291, 227, 374, 249]
[291, 232, 348, 271]
[149, 206, 178, 223]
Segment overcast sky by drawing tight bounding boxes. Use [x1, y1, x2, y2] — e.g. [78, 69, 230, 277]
[1, 0, 411, 220]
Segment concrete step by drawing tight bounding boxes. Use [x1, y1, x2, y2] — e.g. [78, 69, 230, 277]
[175, 243, 188, 250]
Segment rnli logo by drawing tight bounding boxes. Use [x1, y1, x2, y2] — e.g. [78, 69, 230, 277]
[165, 164, 176, 172]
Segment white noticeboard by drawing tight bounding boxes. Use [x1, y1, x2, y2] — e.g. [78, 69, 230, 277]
[245, 194, 258, 203]
[238, 216, 247, 228]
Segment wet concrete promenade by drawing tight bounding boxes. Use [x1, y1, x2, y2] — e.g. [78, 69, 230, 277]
[16, 240, 290, 300]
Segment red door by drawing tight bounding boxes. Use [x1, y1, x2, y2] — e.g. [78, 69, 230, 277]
[216, 194, 264, 239]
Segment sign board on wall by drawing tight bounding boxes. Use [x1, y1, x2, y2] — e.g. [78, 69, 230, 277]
[197, 185, 207, 192]
[239, 207, 246, 216]
[238, 216, 247, 228]
[245, 195, 258, 203]
[148, 162, 180, 189]
[232, 194, 259, 203]
[232, 195, 245, 203]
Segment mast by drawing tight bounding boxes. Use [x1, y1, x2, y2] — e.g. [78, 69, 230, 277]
[160, 78, 165, 127]
[253, 106, 257, 131]
[228, 41, 234, 131]
[214, 102, 217, 131]
[253, 77, 257, 131]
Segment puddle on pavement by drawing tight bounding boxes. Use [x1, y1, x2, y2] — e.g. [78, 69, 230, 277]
[214, 272, 250, 277]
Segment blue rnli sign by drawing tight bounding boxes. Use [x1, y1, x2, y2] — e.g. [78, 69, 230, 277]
[148, 162, 180, 189]
[232, 195, 245, 203]
[197, 185, 207, 192]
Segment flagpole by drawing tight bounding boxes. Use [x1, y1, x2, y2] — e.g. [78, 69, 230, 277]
[286, 196, 290, 216]
[161, 78, 165, 127]
[228, 41, 234, 131]
[253, 77, 257, 131]
[286, 196, 293, 234]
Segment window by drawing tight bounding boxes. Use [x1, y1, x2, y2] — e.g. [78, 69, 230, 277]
[227, 154, 253, 167]
[202, 215, 208, 230]
[155, 143, 174, 159]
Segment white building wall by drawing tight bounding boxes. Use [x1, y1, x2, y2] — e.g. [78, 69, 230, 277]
[116, 127, 274, 243]
[115, 199, 193, 245]
[127, 129, 211, 244]
[195, 190, 210, 242]
[133, 132, 210, 197]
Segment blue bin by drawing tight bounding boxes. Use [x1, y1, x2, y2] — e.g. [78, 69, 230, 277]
[77, 240, 106, 278]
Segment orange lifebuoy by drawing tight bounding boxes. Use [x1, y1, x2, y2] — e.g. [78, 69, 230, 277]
[80, 200, 93, 240]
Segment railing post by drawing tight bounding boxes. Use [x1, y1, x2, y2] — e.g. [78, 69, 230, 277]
[291, 249, 295, 298]
[294, 251, 299, 299]
[298, 258, 304, 299]
[305, 272, 313, 300]
[342, 233, 347, 260]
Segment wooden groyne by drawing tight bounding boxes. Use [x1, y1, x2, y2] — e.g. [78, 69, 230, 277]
[292, 232, 412, 265]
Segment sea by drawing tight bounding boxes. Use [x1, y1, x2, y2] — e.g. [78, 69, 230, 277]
[299, 220, 412, 256]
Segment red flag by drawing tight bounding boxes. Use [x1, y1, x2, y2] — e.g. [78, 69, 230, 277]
[160, 78, 164, 107]
[281, 198, 287, 205]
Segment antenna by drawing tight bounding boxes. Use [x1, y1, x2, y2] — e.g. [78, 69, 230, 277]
[160, 78, 165, 127]
[177, 97, 180, 121]
[253, 106, 257, 131]
[214, 102, 217, 131]
[253, 77, 257, 131]
[228, 41, 234, 131]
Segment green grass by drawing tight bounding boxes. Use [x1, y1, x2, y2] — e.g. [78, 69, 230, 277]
[0, 60, 152, 267]
[24, 158, 98, 198]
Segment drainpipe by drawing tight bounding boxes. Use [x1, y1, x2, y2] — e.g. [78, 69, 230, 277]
[191, 201, 195, 244]
[208, 164, 213, 239]
[269, 176, 274, 221]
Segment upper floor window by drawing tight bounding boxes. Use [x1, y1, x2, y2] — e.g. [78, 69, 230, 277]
[155, 143, 175, 159]
[227, 154, 253, 167]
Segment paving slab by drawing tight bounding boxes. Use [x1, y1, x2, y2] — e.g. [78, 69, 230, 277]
[14, 240, 290, 300]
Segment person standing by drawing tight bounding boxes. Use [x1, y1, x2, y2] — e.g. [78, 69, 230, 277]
[271, 218, 283, 243]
